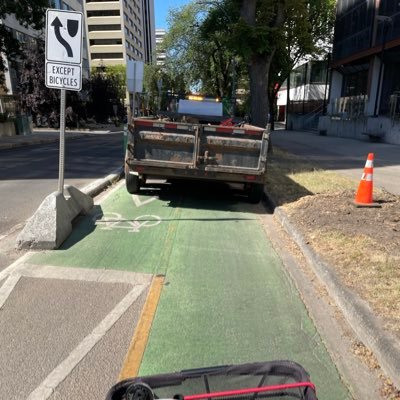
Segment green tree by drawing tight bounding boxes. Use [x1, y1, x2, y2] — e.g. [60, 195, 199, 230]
[165, 0, 334, 127]
[18, 40, 60, 122]
[144, 62, 186, 112]
[267, 0, 335, 127]
[87, 65, 126, 122]
[0, 0, 48, 88]
[162, 2, 242, 100]
[162, 3, 204, 93]
[231, 0, 336, 126]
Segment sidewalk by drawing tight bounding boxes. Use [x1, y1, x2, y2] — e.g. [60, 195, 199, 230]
[271, 128, 400, 195]
[0, 126, 124, 150]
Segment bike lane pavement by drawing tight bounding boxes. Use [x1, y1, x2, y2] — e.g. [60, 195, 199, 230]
[24, 182, 350, 400]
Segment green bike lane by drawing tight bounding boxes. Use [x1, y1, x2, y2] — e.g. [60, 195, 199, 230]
[29, 182, 350, 399]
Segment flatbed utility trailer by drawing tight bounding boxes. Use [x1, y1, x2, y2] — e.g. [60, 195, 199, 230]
[125, 117, 270, 203]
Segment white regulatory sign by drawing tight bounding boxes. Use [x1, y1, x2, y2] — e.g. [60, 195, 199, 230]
[45, 9, 83, 91]
[46, 62, 82, 91]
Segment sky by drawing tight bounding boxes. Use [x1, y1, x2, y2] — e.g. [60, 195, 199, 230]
[154, 0, 192, 29]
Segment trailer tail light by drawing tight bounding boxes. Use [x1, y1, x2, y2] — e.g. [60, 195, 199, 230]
[135, 166, 145, 173]
[245, 175, 256, 181]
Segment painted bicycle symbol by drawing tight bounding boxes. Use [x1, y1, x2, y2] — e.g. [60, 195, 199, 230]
[93, 212, 161, 233]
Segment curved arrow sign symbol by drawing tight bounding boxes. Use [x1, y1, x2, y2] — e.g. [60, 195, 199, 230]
[51, 17, 73, 57]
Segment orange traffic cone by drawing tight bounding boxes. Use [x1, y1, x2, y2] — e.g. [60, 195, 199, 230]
[354, 153, 378, 207]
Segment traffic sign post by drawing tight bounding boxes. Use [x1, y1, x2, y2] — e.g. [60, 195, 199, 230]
[45, 9, 83, 91]
[45, 9, 83, 193]
[127, 60, 144, 119]
[16, 8, 93, 250]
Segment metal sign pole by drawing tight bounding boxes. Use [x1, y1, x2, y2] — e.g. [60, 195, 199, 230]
[58, 88, 66, 193]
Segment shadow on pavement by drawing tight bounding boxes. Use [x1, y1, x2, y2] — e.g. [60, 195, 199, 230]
[139, 179, 311, 214]
[60, 204, 103, 250]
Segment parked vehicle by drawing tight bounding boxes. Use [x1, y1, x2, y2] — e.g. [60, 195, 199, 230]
[125, 112, 270, 203]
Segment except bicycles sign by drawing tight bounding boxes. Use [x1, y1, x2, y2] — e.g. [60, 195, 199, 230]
[45, 9, 83, 91]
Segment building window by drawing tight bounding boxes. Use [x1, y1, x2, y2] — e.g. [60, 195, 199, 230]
[343, 70, 368, 97]
[88, 24, 121, 31]
[91, 52, 124, 59]
[87, 10, 120, 17]
[90, 38, 122, 45]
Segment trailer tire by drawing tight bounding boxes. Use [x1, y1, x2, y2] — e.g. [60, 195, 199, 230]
[126, 173, 140, 194]
[248, 183, 264, 203]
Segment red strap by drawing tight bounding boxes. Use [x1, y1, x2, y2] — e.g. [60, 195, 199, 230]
[220, 118, 234, 126]
[184, 382, 316, 400]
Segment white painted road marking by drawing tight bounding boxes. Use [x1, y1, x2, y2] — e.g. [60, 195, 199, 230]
[27, 284, 147, 400]
[0, 252, 33, 282]
[16, 263, 152, 286]
[132, 194, 158, 207]
[0, 274, 21, 309]
[93, 212, 161, 233]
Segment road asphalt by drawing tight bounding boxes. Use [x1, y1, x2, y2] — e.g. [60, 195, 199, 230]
[0, 127, 123, 150]
[0, 132, 400, 399]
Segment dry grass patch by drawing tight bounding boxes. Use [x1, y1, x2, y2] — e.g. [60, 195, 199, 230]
[266, 148, 400, 337]
[309, 230, 400, 334]
[267, 149, 355, 205]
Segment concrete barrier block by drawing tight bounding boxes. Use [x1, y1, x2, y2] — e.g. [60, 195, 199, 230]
[16, 186, 94, 250]
[16, 192, 72, 250]
[65, 185, 94, 216]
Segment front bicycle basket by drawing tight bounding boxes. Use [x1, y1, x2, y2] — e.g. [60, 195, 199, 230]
[106, 361, 318, 400]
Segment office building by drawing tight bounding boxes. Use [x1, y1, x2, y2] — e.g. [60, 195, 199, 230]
[155, 28, 166, 65]
[319, 0, 400, 144]
[84, 0, 155, 68]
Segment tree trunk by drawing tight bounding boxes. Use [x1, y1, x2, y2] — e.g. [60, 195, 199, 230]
[249, 54, 273, 127]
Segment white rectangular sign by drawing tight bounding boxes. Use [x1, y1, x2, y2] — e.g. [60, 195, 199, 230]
[45, 62, 82, 91]
[127, 60, 144, 93]
[45, 9, 83, 91]
[46, 9, 83, 64]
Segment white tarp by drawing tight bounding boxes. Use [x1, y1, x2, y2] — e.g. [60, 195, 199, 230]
[178, 100, 223, 116]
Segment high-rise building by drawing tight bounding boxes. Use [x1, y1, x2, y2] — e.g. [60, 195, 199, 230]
[155, 28, 166, 65]
[142, 0, 156, 63]
[84, 0, 155, 68]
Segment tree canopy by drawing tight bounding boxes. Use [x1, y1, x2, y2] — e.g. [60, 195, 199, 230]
[161, 0, 335, 127]
[0, 0, 48, 88]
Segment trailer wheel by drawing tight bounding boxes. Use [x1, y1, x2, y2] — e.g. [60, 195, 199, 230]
[248, 183, 264, 203]
[126, 173, 140, 194]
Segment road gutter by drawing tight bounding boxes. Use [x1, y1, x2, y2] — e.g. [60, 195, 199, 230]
[264, 193, 400, 391]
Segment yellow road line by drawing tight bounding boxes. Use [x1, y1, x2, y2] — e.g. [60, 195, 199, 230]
[118, 275, 164, 381]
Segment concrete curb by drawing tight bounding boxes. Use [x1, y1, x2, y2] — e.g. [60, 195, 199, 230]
[81, 167, 124, 198]
[264, 193, 400, 389]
